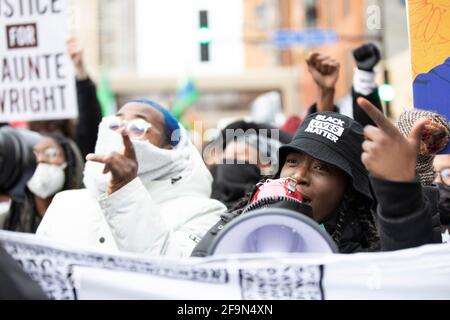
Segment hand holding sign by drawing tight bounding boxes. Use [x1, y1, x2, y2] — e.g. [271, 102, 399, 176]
[86, 131, 138, 195]
[0, 0, 77, 122]
[357, 97, 430, 182]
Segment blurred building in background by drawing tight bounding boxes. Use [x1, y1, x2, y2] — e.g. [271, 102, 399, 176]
[72, 0, 410, 128]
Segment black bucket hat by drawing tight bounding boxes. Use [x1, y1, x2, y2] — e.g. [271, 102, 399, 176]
[278, 112, 373, 202]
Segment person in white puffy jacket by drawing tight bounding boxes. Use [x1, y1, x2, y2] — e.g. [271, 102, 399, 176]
[36, 99, 226, 258]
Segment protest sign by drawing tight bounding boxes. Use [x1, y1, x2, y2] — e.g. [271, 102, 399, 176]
[0, 0, 77, 122]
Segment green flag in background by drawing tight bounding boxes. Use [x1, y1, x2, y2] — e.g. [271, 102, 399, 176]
[96, 69, 117, 117]
[172, 78, 200, 122]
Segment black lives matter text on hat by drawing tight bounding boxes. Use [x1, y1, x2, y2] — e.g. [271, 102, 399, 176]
[304, 114, 347, 143]
[278, 112, 373, 202]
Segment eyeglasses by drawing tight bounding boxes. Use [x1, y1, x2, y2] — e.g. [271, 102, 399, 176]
[33, 147, 60, 161]
[438, 168, 450, 186]
[106, 116, 152, 140]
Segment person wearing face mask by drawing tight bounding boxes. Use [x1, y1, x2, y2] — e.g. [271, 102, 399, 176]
[4, 133, 84, 233]
[37, 100, 226, 257]
[396, 109, 450, 243]
[210, 134, 282, 210]
[0, 126, 41, 231]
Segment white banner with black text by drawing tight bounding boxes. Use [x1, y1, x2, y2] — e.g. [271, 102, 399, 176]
[0, 230, 449, 300]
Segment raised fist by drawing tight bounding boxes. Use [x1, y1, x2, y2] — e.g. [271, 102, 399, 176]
[353, 43, 381, 72]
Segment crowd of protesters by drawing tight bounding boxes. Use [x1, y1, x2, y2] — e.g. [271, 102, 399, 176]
[1, 39, 450, 298]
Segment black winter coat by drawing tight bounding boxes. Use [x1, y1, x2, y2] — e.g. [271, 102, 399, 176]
[75, 78, 103, 159]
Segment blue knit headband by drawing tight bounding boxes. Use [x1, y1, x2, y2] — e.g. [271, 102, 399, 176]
[131, 99, 180, 146]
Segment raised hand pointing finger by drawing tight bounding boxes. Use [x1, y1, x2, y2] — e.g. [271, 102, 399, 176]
[86, 133, 138, 195]
[121, 131, 137, 161]
[357, 97, 398, 136]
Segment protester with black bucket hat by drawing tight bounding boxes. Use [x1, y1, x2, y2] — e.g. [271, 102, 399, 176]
[192, 99, 438, 256]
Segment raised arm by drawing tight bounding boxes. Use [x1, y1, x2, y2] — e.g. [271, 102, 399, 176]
[358, 97, 438, 250]
[306, 52, 340, 113]
[67, 37, 102, 158]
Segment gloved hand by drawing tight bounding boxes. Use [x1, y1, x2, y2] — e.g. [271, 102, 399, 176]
[353, 43, 381, 72]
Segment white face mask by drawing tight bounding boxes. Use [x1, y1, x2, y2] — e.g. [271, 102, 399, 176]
[27, 163, 67, 199]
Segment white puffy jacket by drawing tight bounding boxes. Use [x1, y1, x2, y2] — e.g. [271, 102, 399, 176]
[36, 142, 226, 258]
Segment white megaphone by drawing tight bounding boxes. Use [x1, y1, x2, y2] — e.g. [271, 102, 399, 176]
[208, 208, 337, 255]
[207, 178, 338, 255]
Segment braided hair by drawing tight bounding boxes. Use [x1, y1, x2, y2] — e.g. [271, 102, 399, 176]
[329, 188, 379, 250]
